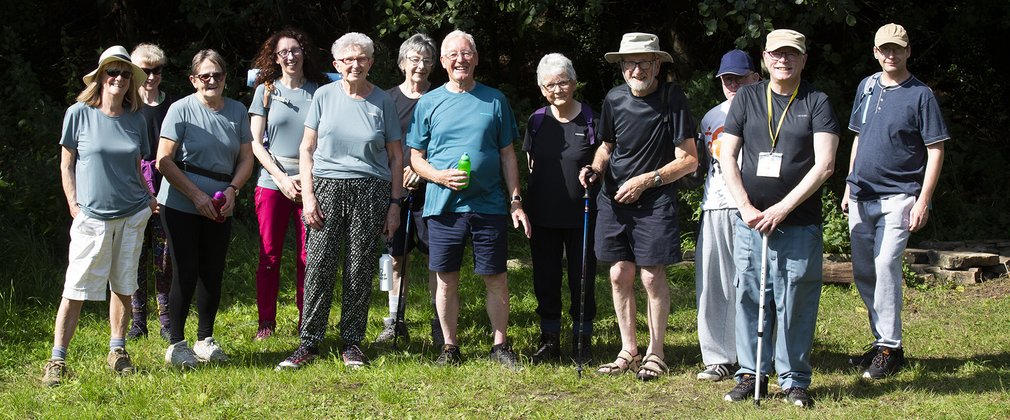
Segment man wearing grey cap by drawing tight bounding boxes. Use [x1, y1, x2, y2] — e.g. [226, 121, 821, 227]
[718, 29, 840, 407]
[579, 32, 698, 381]
[842, 23, 948, 380]
[695, 49, 760, 382]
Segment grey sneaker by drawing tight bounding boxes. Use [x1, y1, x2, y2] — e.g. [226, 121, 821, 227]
[489, 343, 519, 370]
[782, 387, 814, 408]
[193, 337, 228, 362]
[435, 344, 461, 366]
[107, 347, 135, 374]
[165, 341, 199, 368]
[373, 317, 408, 345]
[42, 358, 67, 387]
[697, 363, 734, 381]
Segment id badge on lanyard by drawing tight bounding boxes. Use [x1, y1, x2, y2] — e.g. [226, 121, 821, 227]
[761, 83, 798, 179]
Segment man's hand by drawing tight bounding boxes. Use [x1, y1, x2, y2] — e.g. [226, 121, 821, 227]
[909, 199, 930, 232]
[613, 174, 649, 204]
[579, 166, 599, 188]
[510, 202, 531, 238]
[403, 166, 423, 189]
[434, 168, 469, 191]
[739, 204, 764, 230]
[754, 201, 792, 234]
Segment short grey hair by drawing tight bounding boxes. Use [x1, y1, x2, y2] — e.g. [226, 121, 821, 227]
[440, 30, 477, 56]
[397, 33, 436, 72]
[536, 53, 577, 86]
[131, 43, 167, 67]
[190, 49, 227, 75]
[331, 32, 374, 59]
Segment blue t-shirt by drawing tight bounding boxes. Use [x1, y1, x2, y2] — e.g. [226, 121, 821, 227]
[847, 74, 950, 200]
[304, 83, 401, 181]
[406, 83, 519, 217]
[157, 94, 253, 214]
[59, 102, 151, 220]
[248, 80, 318, 190]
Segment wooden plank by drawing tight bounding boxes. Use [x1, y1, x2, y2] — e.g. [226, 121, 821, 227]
[903, 248, 930, 264]
[823, 261, 853, 284]
[927, 250, 1000, 270]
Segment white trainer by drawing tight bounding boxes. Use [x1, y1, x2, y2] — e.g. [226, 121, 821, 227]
[193, 337, 228, 362]
[165, 341, 199, 368]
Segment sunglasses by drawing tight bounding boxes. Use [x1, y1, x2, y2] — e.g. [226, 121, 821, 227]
[194, 72, 225, 83]
[104, 68, 133, 80]
[141, 66, 163, 76]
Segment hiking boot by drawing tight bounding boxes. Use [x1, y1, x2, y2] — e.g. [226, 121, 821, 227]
[724, 374, 768, 402]
[159, 326, 171, 343]
[107, 347, 135, 374]
[489, 343, 519, 370]
[193, 337, 228, 362]
[848, 343, 878, 369]
[165, 341, 199, 368]
[864, 346, 905, 379]
[254, 326, 273, 341]
[42, 358, 67, 387]
[341, 343, 369, 369]
[276, 345, 318, 370]
[532, 332, 560, 364]
[572, 334, 593, 365]
[435, 344, 462, 366]
[698, 363, 734, 382]
[373, 317, 408, 345]
[430, 318, 444, 348]
[783, 387, 814, 408]
[126, 321, 148, 340]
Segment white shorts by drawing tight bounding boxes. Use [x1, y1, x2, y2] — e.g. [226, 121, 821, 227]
[63, 207, 152, 301]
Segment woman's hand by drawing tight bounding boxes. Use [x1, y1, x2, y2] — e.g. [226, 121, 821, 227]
[383, 204, 401, 241]
[302, 192, 324, 230]
[278, 175, 302, 201]
[194, 192, 218, 221]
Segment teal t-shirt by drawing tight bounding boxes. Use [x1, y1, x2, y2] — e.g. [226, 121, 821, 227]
[304, 83, 401, 181]
[406, 83, 518, 217]
[157, 94, 253, 214]
[59, 102, 151, 220]
[248, 80, 318, 190]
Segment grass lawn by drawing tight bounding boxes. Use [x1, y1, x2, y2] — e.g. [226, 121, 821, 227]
[2, 222, 1009, 418]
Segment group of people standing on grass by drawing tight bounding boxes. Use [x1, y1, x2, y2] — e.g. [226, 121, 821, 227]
[44, 23, 948, 409]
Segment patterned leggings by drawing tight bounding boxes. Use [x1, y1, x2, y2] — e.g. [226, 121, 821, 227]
[132, 214, 172, 329]
[300, 177, 390, 347]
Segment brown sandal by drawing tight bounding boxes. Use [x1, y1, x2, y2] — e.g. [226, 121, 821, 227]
[597, 349, 642, 375]
[636, 353, 669, 381]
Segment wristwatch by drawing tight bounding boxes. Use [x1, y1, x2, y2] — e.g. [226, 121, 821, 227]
[511, 195, 523, 203]
[389, 198, 401, 206]
[652, 171, 662, 187]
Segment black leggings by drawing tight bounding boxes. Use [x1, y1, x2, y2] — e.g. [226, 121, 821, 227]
[161, 206, 232, 343]
[530, 223, 597, 333]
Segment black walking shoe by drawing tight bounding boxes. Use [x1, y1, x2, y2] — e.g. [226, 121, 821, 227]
[863, 346, 905, 379]
[531, 332, 560, 364]
[126, 321, 148, 340]
[848, 343, 878, 369]
[724, 374, 768, 402]
[489, 343, 519, 370]
[430, 318, 444, 348]
[435, 344, 462, 366]
[572, 334, 593, 365]
[782, 387, 814, 408]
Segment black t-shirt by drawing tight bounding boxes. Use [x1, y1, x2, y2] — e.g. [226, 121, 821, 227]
[724, 80, 839, 225]
[522, 107, 600, 228]
[139, 91, 175, 161]
[599, 82, 695, 208]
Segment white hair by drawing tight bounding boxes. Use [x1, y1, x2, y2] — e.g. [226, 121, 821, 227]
[331, 32, 374, 59]
[440, 30, 477, 55]
[536, 53, 577, 86]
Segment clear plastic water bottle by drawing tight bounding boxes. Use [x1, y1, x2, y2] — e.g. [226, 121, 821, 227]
[457, 152, 471, 189]
[211, 191, 226, 223]
[379, 253, 393, 291]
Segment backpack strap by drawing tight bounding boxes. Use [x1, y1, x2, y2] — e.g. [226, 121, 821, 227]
[580, 102, 596, 145]
[859, 72, 882, 125]
[528, 106, 549, 142]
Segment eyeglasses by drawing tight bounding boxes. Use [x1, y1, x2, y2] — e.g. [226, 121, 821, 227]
[141, 66, 163, 76]
[621, 59, 656, 71]
[542, 79, 573, 92]
[194, 72, 225, 83]
[874, 45, 906, 57]
[338, 56, 371, 65]
[406, 56, 434, 66]
[765, 51, 801, 61]
[720, 74, 752, 87]
[275, 47, 304, 58]
[442, 50, 474, 60]
[105, 68, 133, 80]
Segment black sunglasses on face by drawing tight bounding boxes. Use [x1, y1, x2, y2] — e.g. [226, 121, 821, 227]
[142, 66, 163, 76]
[105, 68, 133, 80]
[195, 72, 225, 83]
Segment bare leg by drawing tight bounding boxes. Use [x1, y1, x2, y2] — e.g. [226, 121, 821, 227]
[610, 261, 639, 360]
[483, 272, 509, 346]
[640, 265, 669, 359]
[390, 255, 409, 300]
[53, 298, 85, 349]
[110, 292, 132, 340]
[436, 271, 460, 345]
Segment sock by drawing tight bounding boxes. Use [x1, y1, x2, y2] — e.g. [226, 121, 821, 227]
[388, 295, 400, 316]
[110, 337, 126, 351]
[51, 346, 67, 360]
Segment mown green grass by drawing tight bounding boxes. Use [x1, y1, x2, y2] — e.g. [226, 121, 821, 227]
[2, 221, 1009, 418]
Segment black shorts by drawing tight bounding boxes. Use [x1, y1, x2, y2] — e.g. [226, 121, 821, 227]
[595, 196, 681, 266]
[426, 212, 508, 275]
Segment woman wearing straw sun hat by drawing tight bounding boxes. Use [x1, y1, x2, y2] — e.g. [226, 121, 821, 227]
[43, 45, 156, 387]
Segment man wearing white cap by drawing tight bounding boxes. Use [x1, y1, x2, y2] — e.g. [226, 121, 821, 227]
[842, 23, 948, 380]
[719, 29, 840, 407]
[580, 32, 698, 381]
[695, 49, 760, 382]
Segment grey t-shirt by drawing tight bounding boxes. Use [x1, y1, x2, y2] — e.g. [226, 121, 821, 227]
[59, 102, 151, 220]
[157, 94, 253, 214]
[305, 83, 401, 181]
[248, 80, 319, 190]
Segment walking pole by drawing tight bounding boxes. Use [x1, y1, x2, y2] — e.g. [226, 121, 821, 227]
[576, 187, 591, 379]
[754, 233, 770, 406]
[393, 191, 413, 350]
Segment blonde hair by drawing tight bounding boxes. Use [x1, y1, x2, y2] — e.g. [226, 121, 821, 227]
[131, 43, 167, 67]
[75, 61, 141, 112]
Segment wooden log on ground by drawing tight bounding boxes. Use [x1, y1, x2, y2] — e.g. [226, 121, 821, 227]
[823, 261, 853, 284]
[927, 250, 1000, 270]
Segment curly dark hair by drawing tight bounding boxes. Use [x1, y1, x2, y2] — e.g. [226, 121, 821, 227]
[252, 28, 328, 89]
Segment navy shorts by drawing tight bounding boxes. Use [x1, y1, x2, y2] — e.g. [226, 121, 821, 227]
[387, 194, 428, 256]
[595, 196, 681, 266]
[426, 212, 508, 275]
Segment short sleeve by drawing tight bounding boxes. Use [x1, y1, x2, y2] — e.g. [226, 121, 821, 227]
[496, 95, 519, 149]
[304, 90, 323, 131]
[59, 105, 80, 149]
[919, 90, 950, 145]
[669, 85, 695, 145]
[239, 111, 253, 144]
[810, 93, 840, 135]
[406, 99, 430, 151]
[249, 84, 267, 117]
[723, 89, 748, 138]
[160, 101, 185, 142]
[521, 112, 535, 152]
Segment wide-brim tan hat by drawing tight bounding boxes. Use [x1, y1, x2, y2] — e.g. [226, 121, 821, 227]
[604, 32, 674, 64]
[82, 45, 148, 87]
